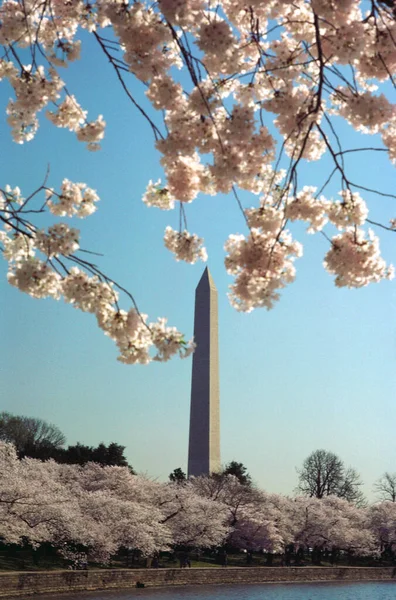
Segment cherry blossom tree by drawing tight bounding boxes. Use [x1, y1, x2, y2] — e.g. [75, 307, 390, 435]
[189, 473, 279, 551]
[1, 0, 396, 364]
[369, 500, 396, 556]
[0, 442, 82, 549]
[190, 473, 261, 527]
[160, 483, 230, 548]
[289, 496, 375, 558]
[226, 492, 285, 554]
[59, 463, 172, 559]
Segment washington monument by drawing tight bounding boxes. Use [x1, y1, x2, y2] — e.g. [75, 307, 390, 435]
[187, 267, 220, 477]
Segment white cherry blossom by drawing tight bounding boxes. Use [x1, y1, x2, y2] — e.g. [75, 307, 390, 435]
[164, 226, 208, 264]
[324, 229, 394, 288]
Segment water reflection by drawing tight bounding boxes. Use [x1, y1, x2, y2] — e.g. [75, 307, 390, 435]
[19, 582, 396, 600]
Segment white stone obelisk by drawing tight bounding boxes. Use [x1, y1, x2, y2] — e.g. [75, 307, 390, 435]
[187, 267, 220, 477]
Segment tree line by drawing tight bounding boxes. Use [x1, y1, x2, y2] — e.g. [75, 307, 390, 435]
[0, 412, 133, 469]
[2, 439, 396, 569]
[2, 412, 394, 504]
[170, 451, 396, 506]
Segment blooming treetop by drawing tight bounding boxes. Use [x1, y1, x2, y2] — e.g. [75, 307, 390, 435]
[1, 0, 396, 362]
[289, 496, 375, 555]
[369, 501, 396, 551]
[160, 483, 231, 548]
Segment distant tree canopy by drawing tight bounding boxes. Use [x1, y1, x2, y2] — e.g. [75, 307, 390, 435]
[218, 461, 252, 487]
[297, 449, 365, 506]
[169, 468, 187, 484]
[56, 442, 132, 469]
[169, 462, 252, 486]
[29, 440, 132, 469]
[0, 412, 133, 470]
[0, 411, 66, 456]
[374, 472, 396, 503]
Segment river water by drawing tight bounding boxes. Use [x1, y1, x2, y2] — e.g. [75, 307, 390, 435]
[20, 582, 396, 600]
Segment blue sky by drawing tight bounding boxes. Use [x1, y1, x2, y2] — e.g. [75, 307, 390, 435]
[1, 32, 395, 501]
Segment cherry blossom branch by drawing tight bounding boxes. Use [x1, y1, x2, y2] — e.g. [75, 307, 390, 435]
[0, 180, 194, 364]
[366, 219, 396, 232]
[93, 31, 164, 141]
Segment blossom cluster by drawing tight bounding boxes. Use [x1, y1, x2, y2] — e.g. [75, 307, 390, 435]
[142, 180, 175, 211]
[324, 229, 394, 288]
[35, 224, 80, 258]
[225, 228, 303, 312]
[0, 59, 105, 149]
[164, 226, 208, 264]
[47, 180, 100, 218]
[224, 185, 393, 311]
[285, 187, 329, 234]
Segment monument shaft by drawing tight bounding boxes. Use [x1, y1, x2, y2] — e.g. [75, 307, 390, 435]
[188, 268, 220, 477]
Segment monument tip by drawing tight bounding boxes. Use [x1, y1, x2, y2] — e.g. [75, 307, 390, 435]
[197, 266, 216, 290]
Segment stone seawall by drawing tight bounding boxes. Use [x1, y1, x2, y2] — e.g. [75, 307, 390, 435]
[0, 567, 395, 598]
